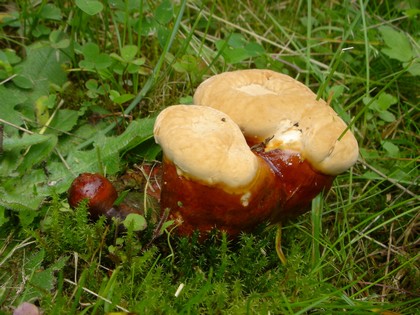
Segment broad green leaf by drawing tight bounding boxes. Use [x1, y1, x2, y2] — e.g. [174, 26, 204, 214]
[85, 55, 112, 69]
[157, 26, 171, 48]
[0, 150, 21, 176]
[378, 110, 396, 122]
[2, 133, 54, 151]
[135, 141, 162, 161]
[1, 49, 21, 65]
[109, 52, 125, 63]
[12, 74, 33, 89]
[359, 147, 380, 159]
[179, 95, 193, 104]
[127, 62, 148, 74]
[80, 43, 112, 70]
[18, 209, 39, 227]
[66, 118, 155, 176]
[1, 133, 54, 182]
[76, 0, 104, 15]
[0, 195, 44, 211]
[32, 24, 51, 38]
[0, 182, 47, 211]
[227, 33, 246, 48]
[404, 8, 420, 18]
[216, 34, 265, 64]
[244, 42, 265, 56]
[22, 250, 67, 301]
[35, 95, 50, 126]
[0, 85, 27, 135]
[85, 78, 99, 90]
[0, 58, 13, 78]
[1, 119, 156, 211]
[14, 42, 69, 112]
[376, 93, 398, 111]
[81, 42, 100, 58]
[218, 45, 251, 64]
[17, 134, 58, 173]
[121, 45, 138, 62]
[40, 3, 62, 20]
[154, 0, 173, 25]
[123, 213, 147, 231]
[406, 60, 420, 76]
[379, 26, 413, 62]
[48, 109, 79, 133]
[131, 57, 146, 66]
[360, 170, 381, 180]
[173, 55, 199, 73]
[382, 140, 400, 158]
[79, 59, 95, 70]
[111, 93, 135, 105]
[49, 30, 70, 49]
[0, 166, 69, 211]
[25, 249, 45, 269]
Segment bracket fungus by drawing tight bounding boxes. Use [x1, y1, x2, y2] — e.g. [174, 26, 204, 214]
[153, 69, 359, 262]
[193, 69, 359, 223]
[154, 105, 282, 236]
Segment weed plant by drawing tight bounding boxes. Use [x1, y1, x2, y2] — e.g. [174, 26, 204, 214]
[0, 0, 419, 314]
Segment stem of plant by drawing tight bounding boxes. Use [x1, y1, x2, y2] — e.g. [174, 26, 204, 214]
[275, 223, 287, 265]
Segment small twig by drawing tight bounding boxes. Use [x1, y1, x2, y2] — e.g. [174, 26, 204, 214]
[271, 54, 303, 73]
[0, 232, 15, 258]
[64, 278, 130, 313]
[354, 229, 402, 257]
[54, 148, 73, 173]
[137, 164, 155, 218]
[358, 281, 420, 297]
[0, 118, 34, 135]
[0, 73, 17, 85]
[39, 99, 65, 135]
[358, 158, 419, 199]
[0, 237, 36, 268]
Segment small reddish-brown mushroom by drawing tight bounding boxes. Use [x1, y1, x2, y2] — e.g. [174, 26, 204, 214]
[68, 172, 156, 220]
[68, 173, 118, 219]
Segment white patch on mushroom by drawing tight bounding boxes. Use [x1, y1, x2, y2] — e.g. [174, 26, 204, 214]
[235, 84, 277, 96]
[266, 120, 303, 152]
[241, 191, 252, 207]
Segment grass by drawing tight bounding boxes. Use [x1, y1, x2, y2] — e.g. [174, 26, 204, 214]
[0, 0, 419, 314]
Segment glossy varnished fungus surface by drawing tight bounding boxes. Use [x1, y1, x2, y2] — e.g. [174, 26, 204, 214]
[255, 149, 334, 223]
[159, 156, 282, 236]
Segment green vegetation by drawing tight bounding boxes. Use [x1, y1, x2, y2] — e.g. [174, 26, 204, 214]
[0, 0, 419, 314]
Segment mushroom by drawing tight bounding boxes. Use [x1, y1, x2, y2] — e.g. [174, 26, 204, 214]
[154, 69, 358, 262]
[193, 69, 359, 223]
[68, 172, 149, 220]
[68, 173, 119, 219]
[153, 105, 283, 236]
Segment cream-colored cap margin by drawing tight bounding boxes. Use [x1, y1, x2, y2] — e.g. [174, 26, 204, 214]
[154, 105, 259, 188]
[194, 69, 359, 175]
